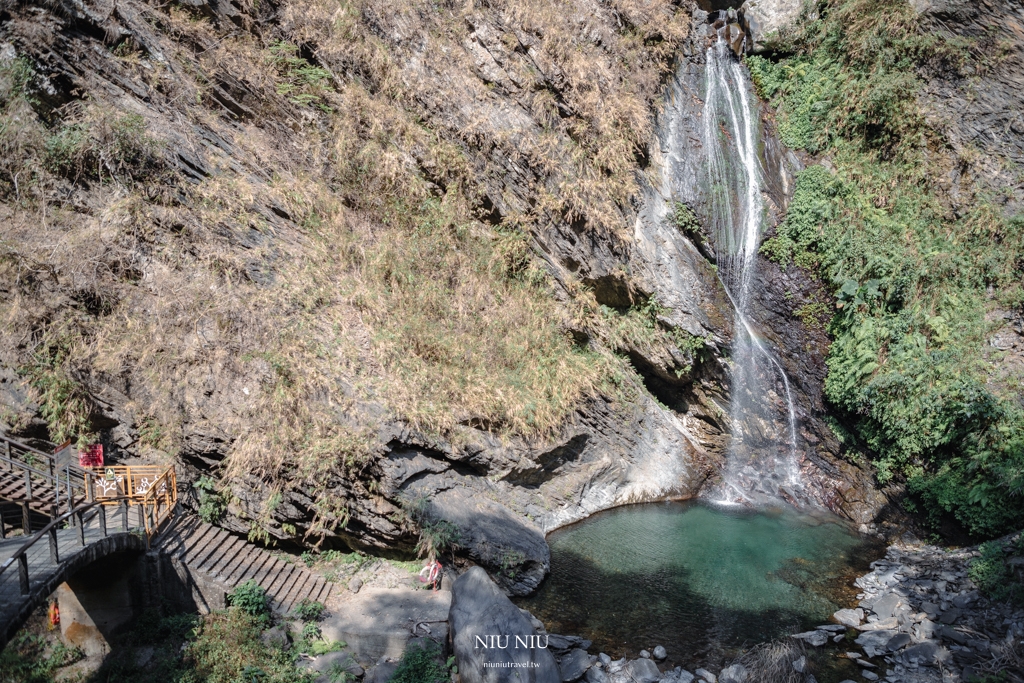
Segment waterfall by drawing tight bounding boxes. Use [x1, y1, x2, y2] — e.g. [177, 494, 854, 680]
[701, 27, 807, 506]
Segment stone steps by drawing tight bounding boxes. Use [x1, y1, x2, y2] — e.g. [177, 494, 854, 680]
[155, 515, 336, 615]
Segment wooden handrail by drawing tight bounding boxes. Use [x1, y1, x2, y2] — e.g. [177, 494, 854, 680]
[85, 465, 170, 502]
[140, 467, 177, 539]
[0, 433, 63, 461]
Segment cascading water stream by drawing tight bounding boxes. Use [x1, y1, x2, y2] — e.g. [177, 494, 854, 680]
[701, 26, 807, 506]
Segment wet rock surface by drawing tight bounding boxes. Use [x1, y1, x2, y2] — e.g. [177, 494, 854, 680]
[644, 15, 885, 521]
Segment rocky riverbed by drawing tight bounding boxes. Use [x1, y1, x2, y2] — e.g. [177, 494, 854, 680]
[430, 532, 1023, 683]
[794, 533, 1024, 683]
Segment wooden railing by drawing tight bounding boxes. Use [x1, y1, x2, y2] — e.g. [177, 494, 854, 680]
[87, 465, 178, 541]
[1, 434, 178, 545]
[84, 465, 171, 503]
[140, 467, 177, 538]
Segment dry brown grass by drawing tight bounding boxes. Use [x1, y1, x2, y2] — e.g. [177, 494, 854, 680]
[731, 640, 807, 683]
[0, 0, 689, 536]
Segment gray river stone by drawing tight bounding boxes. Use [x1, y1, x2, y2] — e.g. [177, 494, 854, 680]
[694, 668, 717, 683]
[718, 664, 747, 683]
[833, 608, 863, 627]
[854, 629, 898, 658]
[653, 646, 667, 661]
[558, 649, 594, 682]
[870, 593, 902, 619]
[449, 567, 560, 683]
[855, 617, 898, 631]
[791, 631, 828, 647]
[901, 641, 951, 667]
[886, 633, 912, 652]
[620, 659, 661, 683]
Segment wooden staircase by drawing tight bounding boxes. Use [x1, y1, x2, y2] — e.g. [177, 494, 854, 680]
[0, 435, 89, 535]
[0, 470, 60, 515]
[156, 515, 337, 614]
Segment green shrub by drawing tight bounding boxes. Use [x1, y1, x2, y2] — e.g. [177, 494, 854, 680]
[185, 608, 316, 683]
[228, 580, 270, 623]
[498, 548, 527, 579]
[19, 335, 94, 446]
[293, 598, 326, 622]
[401, 496, 462, 562]
[0, 632, 83, 683]
[672, 201, 701, 236]
[753, 0, 1024, 538]
[44, 108, 161, 183]
[416, 518, 461, 562]
[196, 476, 229, 524]
[0, 56, 46, 200]
[266, 41, 334, 109]
[300, 621, 323, 642]
[967, 540, 1024, 606]
[390, 640, 450, 683]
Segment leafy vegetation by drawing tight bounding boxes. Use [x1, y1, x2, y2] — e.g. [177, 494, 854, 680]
[401, 496, 462, 562]
[44, 108, 161, 184]
[498, 547, 527, 579]
[752, 0, 1024, 537]
[0, 632, 83, 683]
[968, 536, 1024, 606]
[595, 295, 707, 379]
[195, 476, 229, 524]
[389, 640, 452, 683]
[292, 598, 326, 622]
[265, 41, 334, 109]
[18, 333, 95, 447]
[227, 580, 270, 626]
[183, 609, 314, 683]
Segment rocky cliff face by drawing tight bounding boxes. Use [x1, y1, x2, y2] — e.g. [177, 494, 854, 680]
[0, 0, 892, 593]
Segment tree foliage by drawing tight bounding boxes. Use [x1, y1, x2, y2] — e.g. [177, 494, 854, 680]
[754, 0, 1024, 537]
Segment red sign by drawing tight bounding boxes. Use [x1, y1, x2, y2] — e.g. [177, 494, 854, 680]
[79, 444, 104, 468]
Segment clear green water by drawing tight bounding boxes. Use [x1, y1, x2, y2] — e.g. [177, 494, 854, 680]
[517, 501, 883, 669]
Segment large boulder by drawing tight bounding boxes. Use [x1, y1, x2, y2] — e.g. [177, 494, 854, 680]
[449, 567, 560, 683]
[738, 0, 807, 53]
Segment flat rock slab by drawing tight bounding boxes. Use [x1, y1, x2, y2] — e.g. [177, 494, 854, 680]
[320, 587, 451, 659]
[613, 659, 660, 683]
